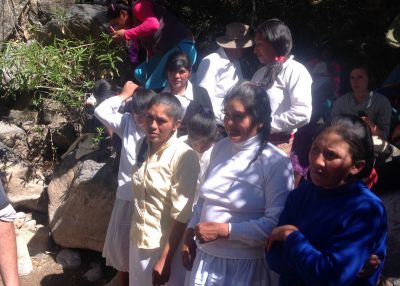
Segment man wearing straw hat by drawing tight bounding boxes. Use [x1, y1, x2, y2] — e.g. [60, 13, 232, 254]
[195, 22, 254, 127]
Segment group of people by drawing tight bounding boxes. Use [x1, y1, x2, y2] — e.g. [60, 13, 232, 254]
[91, 2, 390, 285]
[0, 1, 393, 286]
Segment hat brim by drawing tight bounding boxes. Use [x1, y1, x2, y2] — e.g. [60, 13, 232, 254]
[216, 36, 254, 49]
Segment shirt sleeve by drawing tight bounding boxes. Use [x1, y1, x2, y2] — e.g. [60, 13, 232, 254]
[0, 182, 16, 222]
[269, 199, 387, 285]
[271, 64, 313, 133]
[124, 1, 159, 40]
[228, 156, 294, 247]
[94, 96, 128, 139]
[170, 149, 200, 223]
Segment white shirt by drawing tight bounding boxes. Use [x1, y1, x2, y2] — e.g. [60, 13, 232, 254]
[252, 56, 312, 134]
[179, 135, 214, 204]
[163, 81, 194, 117]
[94, 96, 144, 201]
[195, 47, 243, 122]
[189, 135, 294, 259]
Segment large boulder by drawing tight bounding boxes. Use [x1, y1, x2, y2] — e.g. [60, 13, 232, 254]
[48, 150, 117, 252]
[0, 0, 29, 41]
[42, 4, 109, 41]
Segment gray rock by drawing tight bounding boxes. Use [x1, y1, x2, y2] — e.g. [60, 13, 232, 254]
[83, 262, 103, 282]
[43, 4, 109, 40]
[48, 152, 117, 252]
[16, 233, 33, 276]
[56, 248, 81, 269]
[0, 0, 29, 41]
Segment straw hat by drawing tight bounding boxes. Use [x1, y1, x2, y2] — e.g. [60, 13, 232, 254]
[216, 22, 254, 49]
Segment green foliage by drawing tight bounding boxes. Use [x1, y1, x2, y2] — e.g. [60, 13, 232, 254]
[92, 126, 105, 146]
[0, 34, 123, 109]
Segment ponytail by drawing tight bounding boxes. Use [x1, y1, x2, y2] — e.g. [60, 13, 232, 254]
[256, 19, 292, 89]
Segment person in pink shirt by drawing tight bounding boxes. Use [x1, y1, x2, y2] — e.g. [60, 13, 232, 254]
[108, 0, 195, 89]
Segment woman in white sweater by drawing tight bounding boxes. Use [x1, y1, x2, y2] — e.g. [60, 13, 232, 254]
[182, 81, 294, 286]
[252, 19, 312, 151]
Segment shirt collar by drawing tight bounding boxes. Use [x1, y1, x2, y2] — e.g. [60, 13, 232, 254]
[163, 81, 194, 101]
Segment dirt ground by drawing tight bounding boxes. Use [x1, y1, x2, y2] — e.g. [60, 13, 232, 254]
[0, 249, 116, 286]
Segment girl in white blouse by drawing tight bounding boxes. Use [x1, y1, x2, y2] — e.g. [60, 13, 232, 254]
[182, 81, 294, 286]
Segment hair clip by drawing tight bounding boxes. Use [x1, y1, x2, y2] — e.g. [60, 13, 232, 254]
[274, 56, 286, 62]
[111, 3, 115, 11]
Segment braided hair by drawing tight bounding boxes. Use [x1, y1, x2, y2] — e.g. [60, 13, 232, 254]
[223, 81, 272, 167]
[256, 19, 292, 89]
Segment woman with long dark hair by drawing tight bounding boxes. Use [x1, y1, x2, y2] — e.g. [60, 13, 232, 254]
[252, 19, 312, 152]
[182, 81, 294, 285]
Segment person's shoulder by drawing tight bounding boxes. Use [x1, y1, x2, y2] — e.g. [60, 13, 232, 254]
[262, 142, 290, 159]
[284, 57, 311, 78]
[372, 91, 392, 107]
[252, 66, 268, 82]
[192, 84, 209, 95]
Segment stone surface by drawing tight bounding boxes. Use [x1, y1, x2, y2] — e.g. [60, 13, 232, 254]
[16, 233, 34, 276]
[0, 0, 29, 41]
[48, 151, 117, 252]
[42, 4, 109, 40]
[56, 249, 81, 269]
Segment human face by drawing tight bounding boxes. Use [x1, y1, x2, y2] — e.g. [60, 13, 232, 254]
[167, 67, 190, 94]
[254, 33, 277, 65]
[188, 135, 214, 154]
[133, 113, 146, 133]
[350, 68, 369, 94]
[146, 104, 180, 152]
[309, 131, 364, 189]
[109, 10, 129, 30]
[223, 99, 259, 143]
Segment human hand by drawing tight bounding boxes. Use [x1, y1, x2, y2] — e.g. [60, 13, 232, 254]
[152, 256, 171, 286]
[119, 81, 138, 99]
[357, 254, 381, 277]
[361, 116, 378, 135]
[181, 228, 197, 270]
[111, 28, 125, 40]
[194, 222, 229, 244]
[266, 224, 299, 251]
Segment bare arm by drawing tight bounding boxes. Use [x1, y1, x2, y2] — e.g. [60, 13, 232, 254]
[0, 220, 19, 286]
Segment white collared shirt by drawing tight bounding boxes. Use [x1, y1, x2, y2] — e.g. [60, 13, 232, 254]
[163, 81, 194, 117]
[252, 55, 312, 134]
[195, 47, 243, 122]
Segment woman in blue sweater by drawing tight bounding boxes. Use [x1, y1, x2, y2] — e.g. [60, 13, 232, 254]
[266, 115, 387, 286]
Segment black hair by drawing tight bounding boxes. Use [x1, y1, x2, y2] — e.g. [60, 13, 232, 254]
[315, 115, 374, 180]
[165, 50, 191, 73]
[107, 1, 132, 20]
[136, 91, 182, 168]
[147, 92, 183, 121]
[128, 87, 156, 114]
[223, 81, 272, 167]
[256, 19, 292, 89]
[187, 106, 217, 141]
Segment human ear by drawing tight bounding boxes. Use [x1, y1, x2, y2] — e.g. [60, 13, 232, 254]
[350, 160, 366, 176]
[172, 119, 181, 132]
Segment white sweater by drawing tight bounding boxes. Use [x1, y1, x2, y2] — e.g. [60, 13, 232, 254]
[189, 135, 294, 259]
[252, 55, 312, 134]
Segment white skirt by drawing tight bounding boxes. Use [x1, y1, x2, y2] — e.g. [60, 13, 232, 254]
[185, 248, 279, 286]
[129, 239, 188, 286]
[102, 198, 132, 272]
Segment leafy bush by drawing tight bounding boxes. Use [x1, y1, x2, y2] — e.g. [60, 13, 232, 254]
[0, 34, 123, 108]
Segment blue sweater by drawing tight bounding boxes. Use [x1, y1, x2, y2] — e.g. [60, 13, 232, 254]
[267, 181, 387, 286]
